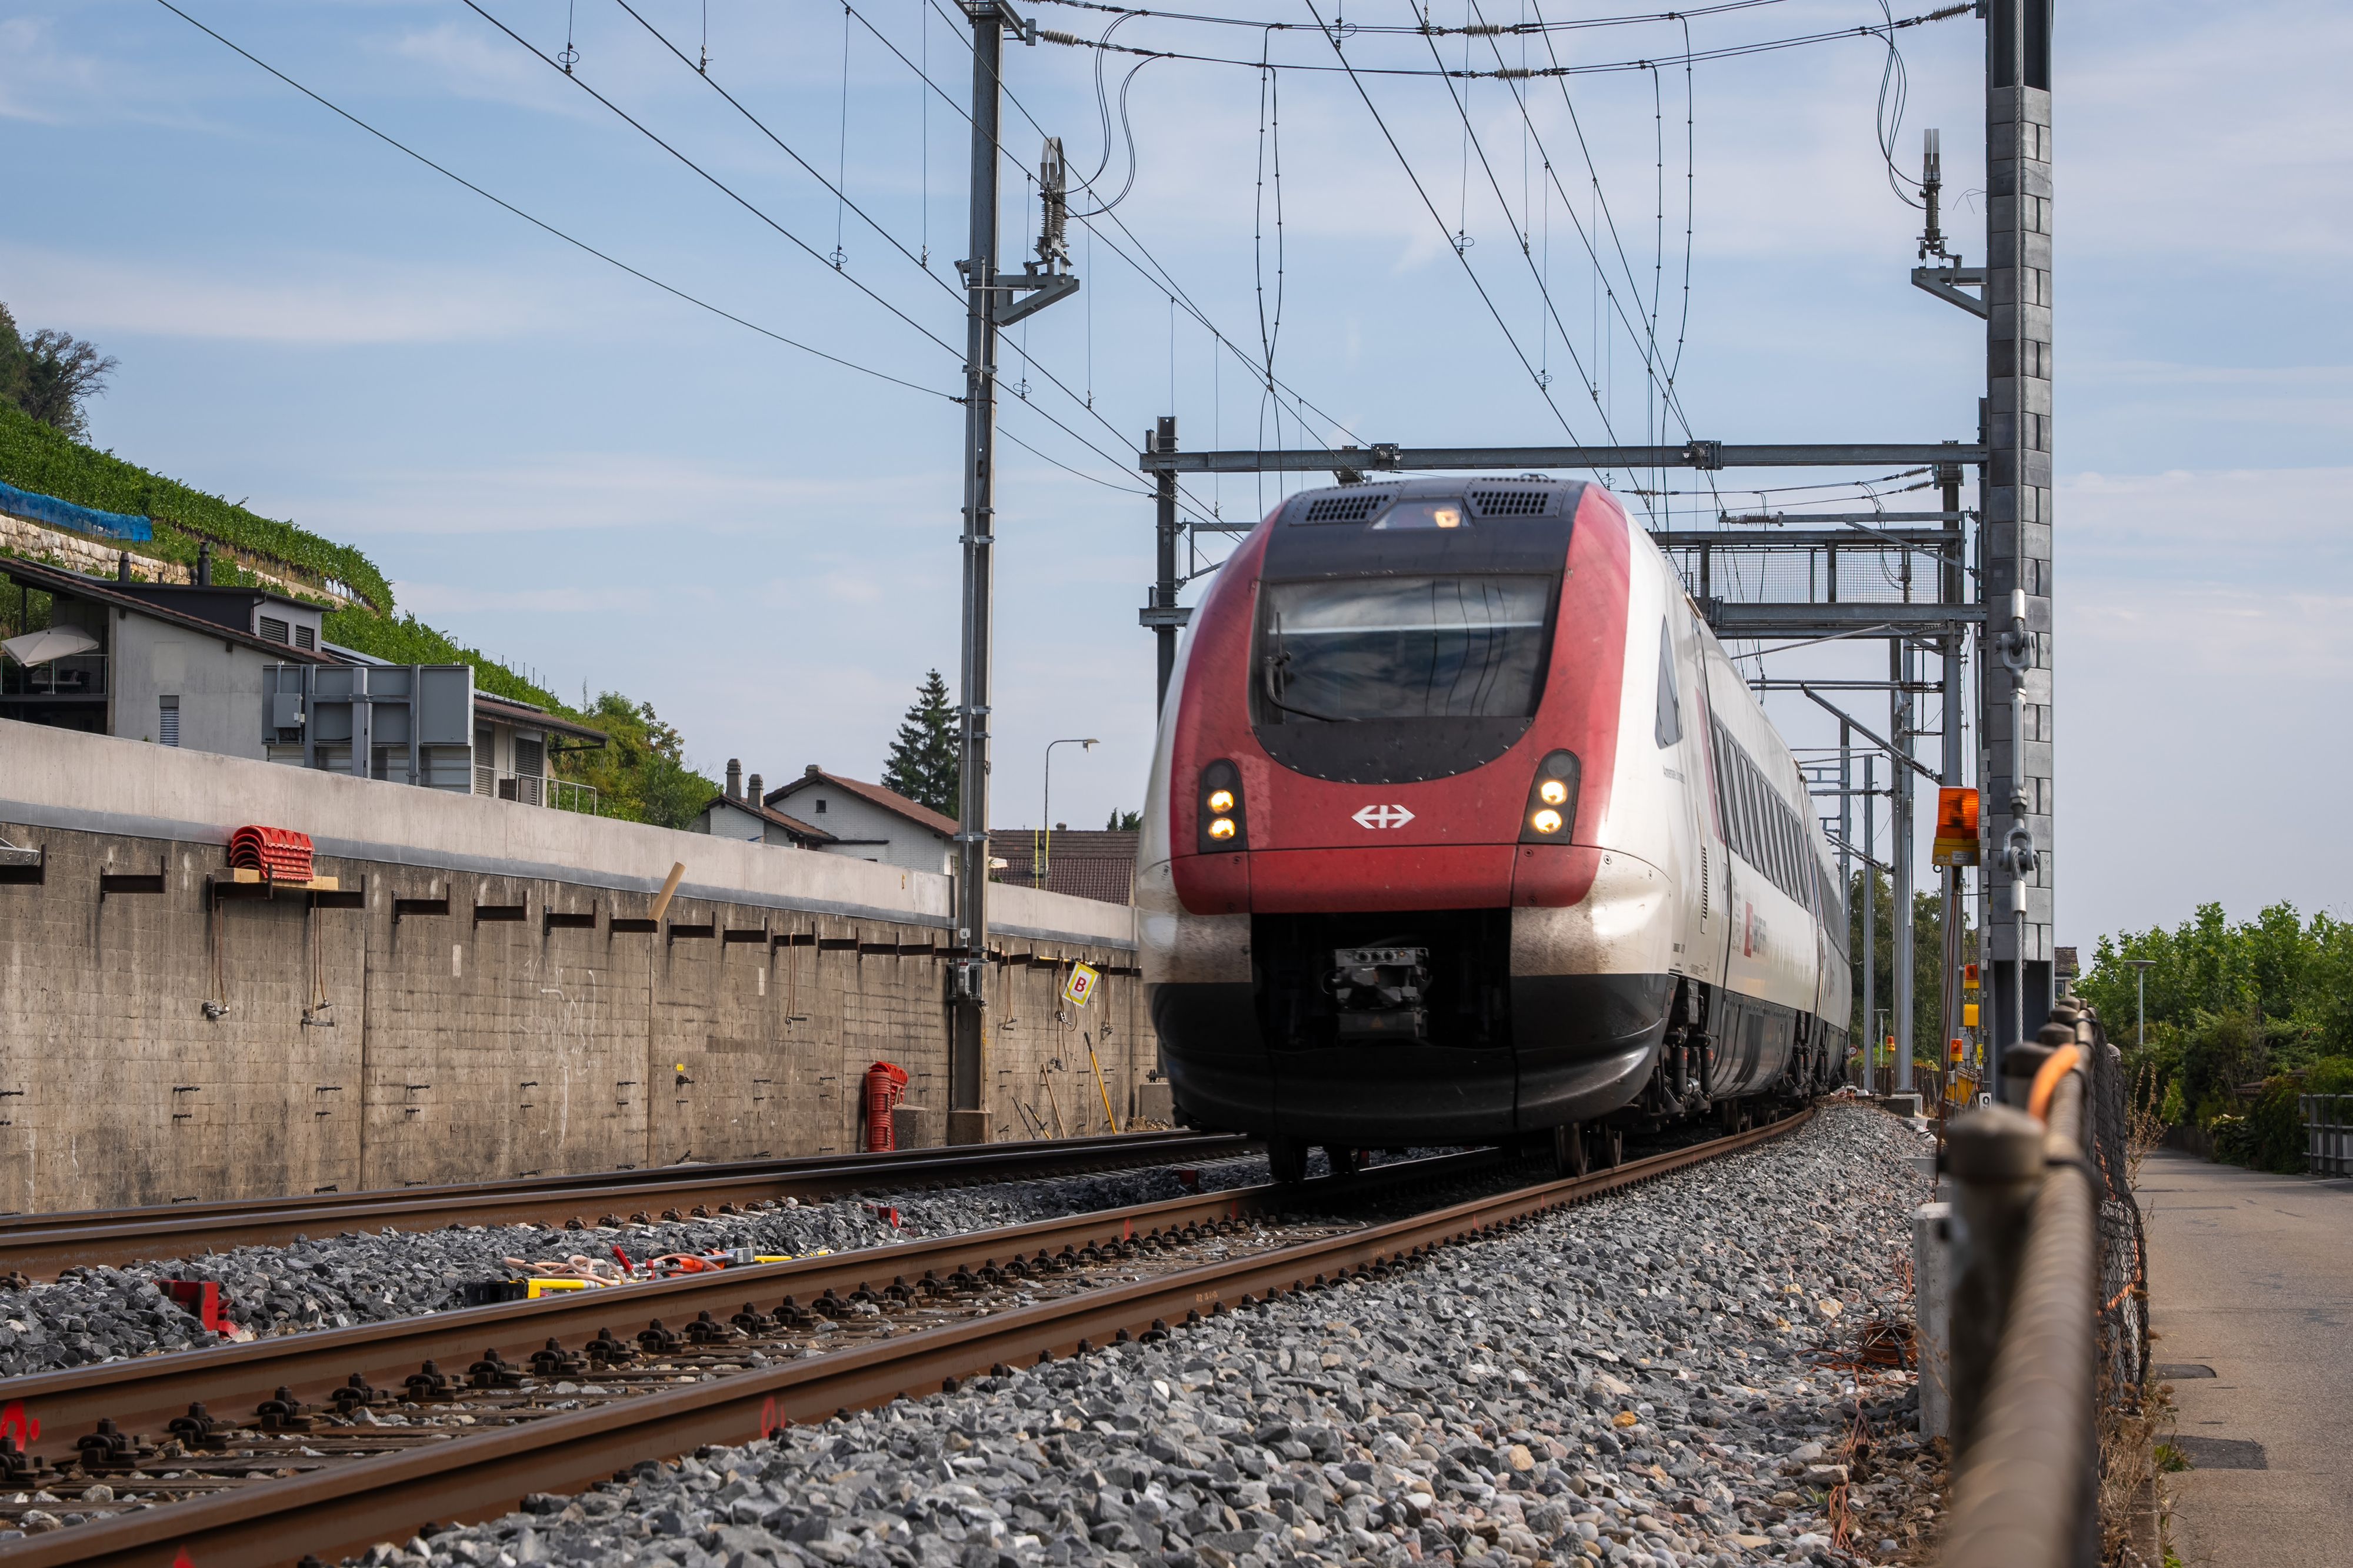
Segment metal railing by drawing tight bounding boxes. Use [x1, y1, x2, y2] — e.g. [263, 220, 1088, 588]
[0, 652, 106, 698]
[2304, 1094, 2353, 1177]
[473, 768, 599, 813]
[1937, 1002, 2145, 1568]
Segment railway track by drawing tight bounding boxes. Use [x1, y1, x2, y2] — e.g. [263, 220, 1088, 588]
[0, 1131, 1255, 1280]
[0, 1107, 1809, 1567]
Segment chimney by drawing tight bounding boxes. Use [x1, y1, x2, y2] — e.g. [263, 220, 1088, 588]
[747, 773, 764, 802]
[195, 541, 214, 586]
[117, 551, 132, 583]
[804, 763, 821, 778]
[725, 759, 742, 800]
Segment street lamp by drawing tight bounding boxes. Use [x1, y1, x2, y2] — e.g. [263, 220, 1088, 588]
[2120, 958, 2157, 1049]
[1039, 738, 1098, 886]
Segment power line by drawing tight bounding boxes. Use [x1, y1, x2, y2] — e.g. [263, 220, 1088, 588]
[1028, 3, 1972, 77]
[887, 0, 1368, 452]
[147, 0, 953, 403]
[1033, 0, 1795, 34]
[479, 1, 1190, 511]
[459, 1, 965, 362]
[1299, 0, 1601, 465]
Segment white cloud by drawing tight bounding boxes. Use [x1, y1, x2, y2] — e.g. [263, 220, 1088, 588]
[2058, 464, 2353, 570]
[295, 453, 954, 536]
[0, 17, 108, 125]
[392, 583, 650, 615]
[0, 243, 556, 346]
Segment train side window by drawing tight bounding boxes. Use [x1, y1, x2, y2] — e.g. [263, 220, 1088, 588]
[1727, 750, 1749, 861]
[1722, 720, 1741, 843]
[1739, 757, 1764, 869]
[1654, 622, 1682, 748]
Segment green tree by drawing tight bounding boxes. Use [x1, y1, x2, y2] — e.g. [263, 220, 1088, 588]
[1847, 869, 1972, 1062]
[0, 303, 116, 440]
[555, 694, 718, 830]
[881, 669, 959, 816]
[1104, 809, 1142, 830]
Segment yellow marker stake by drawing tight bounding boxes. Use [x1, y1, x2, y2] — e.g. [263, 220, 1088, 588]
[1083, 1032, 1121, 1134]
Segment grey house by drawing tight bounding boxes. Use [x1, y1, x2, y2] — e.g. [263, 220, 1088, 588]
[764, 766, 958, 874]
[1, 552, 604, 809]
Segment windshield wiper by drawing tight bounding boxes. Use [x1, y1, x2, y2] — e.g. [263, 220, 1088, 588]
[1259, 654, 1357, 724]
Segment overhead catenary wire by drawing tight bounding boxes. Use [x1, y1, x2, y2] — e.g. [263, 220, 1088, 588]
[145, 0, 952, 402]
[899, 0, 1369, 455]
[1026, 2, 1972, 78]
[1407, 0, 1646, 499]
[520, 1, 1208, 513]
[1298, 0, 1605, 474]
[1031, 0, 1795, 34]
[461, 1, 964, 361]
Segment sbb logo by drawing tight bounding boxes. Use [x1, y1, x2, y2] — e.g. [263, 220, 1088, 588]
[1352, 803, 1415, 830]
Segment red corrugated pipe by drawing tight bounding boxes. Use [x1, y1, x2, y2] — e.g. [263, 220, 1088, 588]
[863, 1061, 911, 1152]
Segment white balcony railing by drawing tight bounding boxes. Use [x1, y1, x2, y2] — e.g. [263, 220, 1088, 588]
[474, 768, 598, 813]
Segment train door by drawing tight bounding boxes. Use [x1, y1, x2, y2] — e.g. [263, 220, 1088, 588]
[1658, 611, 1709, 979]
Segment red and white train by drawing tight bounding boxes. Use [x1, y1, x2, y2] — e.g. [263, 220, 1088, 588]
[1137, 476, 1849, 1179]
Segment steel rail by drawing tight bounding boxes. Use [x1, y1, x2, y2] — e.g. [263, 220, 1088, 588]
[0, 1149, 1497, 1445]
[0, 1132, 1255, 1280]
[0, 1109, 1811, 1568]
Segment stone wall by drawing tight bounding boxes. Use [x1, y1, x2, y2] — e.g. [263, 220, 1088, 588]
[0, 721, 1153, 1212]
[0, 509, 355, 607]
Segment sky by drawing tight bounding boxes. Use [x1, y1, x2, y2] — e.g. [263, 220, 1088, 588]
[4, 0, 2349, 949]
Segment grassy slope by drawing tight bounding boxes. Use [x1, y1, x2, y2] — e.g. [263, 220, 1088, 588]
[0, 403, 562, 709]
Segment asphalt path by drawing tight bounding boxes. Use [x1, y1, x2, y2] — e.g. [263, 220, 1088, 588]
[2141, 1147, 2353, 1567]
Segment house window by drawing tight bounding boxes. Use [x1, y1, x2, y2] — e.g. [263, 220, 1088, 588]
[814, 798, 827, 815]
[293, 625, 315, 650]
[159, 695, 179, 747]
[259, 616, 289, 645]
[514, 736, 544, 778]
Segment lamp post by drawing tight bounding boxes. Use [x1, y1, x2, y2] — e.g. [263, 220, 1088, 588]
[1038, 738, 1098, 886]
[2121, 958, 2157, 1049]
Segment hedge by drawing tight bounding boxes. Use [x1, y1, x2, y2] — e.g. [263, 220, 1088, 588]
[0, 402, 392, 612]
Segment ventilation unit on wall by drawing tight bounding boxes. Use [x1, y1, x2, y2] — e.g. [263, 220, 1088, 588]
[262, 662, 475, 790]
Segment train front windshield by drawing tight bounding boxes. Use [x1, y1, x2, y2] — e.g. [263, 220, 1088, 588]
[1256, 575, 1554, 723]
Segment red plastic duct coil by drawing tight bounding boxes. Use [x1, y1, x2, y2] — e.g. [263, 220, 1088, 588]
[863, 1060, 911, 1152]
[229, 825, 315, 883]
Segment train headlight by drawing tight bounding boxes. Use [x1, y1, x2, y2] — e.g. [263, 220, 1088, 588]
[1519, 749, 1582, 845]
[1197, 760, 1248, 853]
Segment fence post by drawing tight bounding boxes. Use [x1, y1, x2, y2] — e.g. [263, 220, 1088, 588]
[1944, 1103, 2045, 1453]
[1914, 1200, 1955, 1439]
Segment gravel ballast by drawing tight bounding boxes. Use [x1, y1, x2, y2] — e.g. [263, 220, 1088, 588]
[0, 1154, 1286, 1377]
[352, 1103, 1937, 1568]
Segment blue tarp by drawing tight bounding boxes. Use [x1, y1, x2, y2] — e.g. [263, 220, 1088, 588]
[0, 479, 153, 543]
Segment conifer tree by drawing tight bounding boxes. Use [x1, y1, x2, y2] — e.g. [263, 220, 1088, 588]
[882, 669, 959, 816]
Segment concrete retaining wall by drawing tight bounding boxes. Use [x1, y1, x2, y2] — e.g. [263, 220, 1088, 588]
[0, 720, 1155, 1212]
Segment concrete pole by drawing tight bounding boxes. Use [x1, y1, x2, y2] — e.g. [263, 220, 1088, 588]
[1153, 416, 1179, 710]
[1981, 0, 2057, 1067]
[949, 0, 1011, 1143]
[1862, 753, 1877, 1093]
[1894, 640, 1917, 1094]
[1941, 463, 1967, 1080]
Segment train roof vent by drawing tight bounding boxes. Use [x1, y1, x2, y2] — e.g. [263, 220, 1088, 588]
[1296, 489, 1397, 525]
[1467, 486, 1553, 518]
